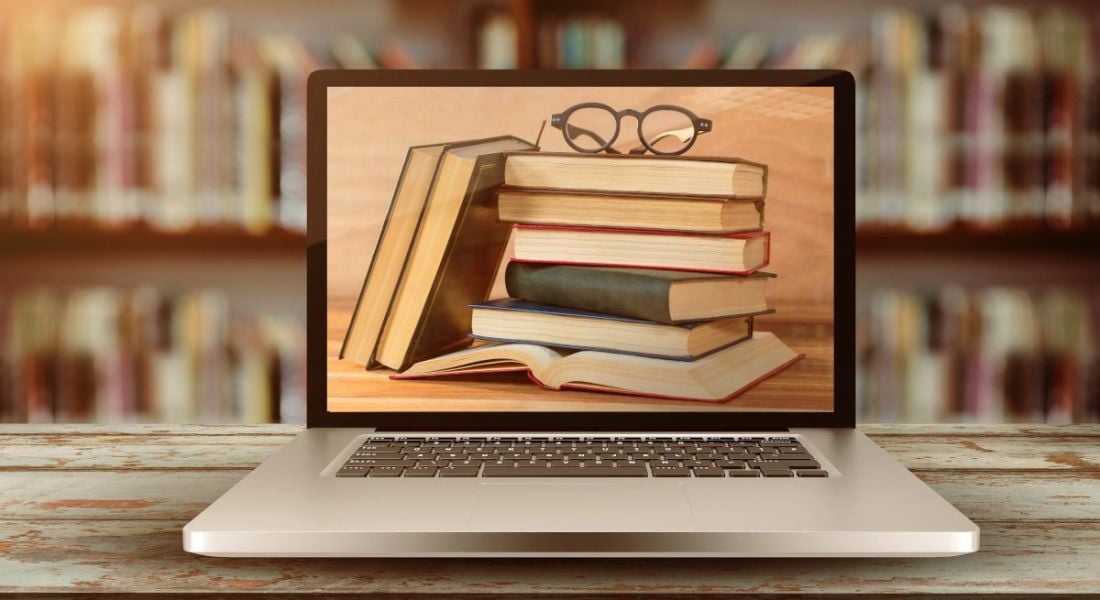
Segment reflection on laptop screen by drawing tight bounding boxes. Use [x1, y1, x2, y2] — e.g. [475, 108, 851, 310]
[327, 86, 833, 413]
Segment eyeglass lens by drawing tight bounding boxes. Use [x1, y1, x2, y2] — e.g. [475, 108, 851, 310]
[563, 106, 618, 151]
[640, 109, 696, 154]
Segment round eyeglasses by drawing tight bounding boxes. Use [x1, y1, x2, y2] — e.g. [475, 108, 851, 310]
[549, 102, 713, 156]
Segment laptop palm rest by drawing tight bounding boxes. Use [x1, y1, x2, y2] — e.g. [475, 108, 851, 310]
[469, 482, 696, 528]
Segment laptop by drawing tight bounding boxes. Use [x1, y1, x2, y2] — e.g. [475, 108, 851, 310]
[183, 70, 979, 557]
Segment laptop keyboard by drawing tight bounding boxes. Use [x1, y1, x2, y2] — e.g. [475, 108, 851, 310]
[335, 436, 828, 478]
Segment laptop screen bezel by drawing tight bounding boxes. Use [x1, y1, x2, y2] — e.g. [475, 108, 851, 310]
[307, 70, 855, 430]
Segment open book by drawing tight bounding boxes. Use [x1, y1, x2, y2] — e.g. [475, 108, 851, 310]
[394, 331, 803, 402]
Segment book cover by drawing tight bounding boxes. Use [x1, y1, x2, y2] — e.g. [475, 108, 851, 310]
[341, 136, 533, 368]
[504, 261, 775, 324]
[503, 150, 769, 198]
[385, 136, 537, 370]
[468, 298, 756, 361]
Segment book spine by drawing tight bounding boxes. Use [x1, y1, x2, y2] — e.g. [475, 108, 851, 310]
[505, 262, 674, 323]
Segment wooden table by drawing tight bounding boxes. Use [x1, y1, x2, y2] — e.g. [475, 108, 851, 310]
[1, 424, 1097, 597]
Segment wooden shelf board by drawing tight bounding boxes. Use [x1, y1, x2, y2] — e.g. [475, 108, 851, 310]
[856, 224, 1100, 256]
[0, 223, 306, 255]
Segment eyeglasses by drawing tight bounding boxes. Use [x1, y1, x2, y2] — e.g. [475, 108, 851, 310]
[549, 103, 713, 156]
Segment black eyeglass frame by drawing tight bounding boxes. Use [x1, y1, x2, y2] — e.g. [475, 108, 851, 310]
[550, 102, 713, 156]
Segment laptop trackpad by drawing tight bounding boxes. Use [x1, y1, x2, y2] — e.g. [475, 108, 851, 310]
[469, 482, 696, 528]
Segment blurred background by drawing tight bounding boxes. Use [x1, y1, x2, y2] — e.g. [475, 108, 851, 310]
[0, 0, 1097, 424]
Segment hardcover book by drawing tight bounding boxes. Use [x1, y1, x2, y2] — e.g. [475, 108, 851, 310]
[511, 225, 771, 275]
[373, 135, 537, 371]
[504, 262, 775, 324]
[503, 151, 767, 197]
[340, 141, 448, 367]
[469, 298, 755, 361]
[497, 186, 765, 233]
[341, 137, 529, 367]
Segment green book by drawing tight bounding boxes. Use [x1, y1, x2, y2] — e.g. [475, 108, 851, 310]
[504, 262, 775, 325]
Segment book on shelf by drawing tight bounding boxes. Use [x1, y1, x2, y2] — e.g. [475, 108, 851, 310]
[511, 225, 771, 275]
[858, 286, 1100, 423]
[503, 151, 767, 197]
[866, 6, 1099, 230]
[0, 287, 304, 424]
[497, 186, 765, 233]
[535, 15, 625, 69]
[469, 299, 756, 361]
[475, 10, 517, 69]
[0, 7, 424, 235]
[371, 135, 537, 371]
[396, 332, 802, 403]
[505, 262, 774, 324]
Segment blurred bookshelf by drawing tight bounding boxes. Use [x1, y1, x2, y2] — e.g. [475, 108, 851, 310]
[0, 0, 1097, 423]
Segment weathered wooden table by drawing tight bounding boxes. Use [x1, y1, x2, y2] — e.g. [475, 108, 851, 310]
[1, 424, 1097, 597]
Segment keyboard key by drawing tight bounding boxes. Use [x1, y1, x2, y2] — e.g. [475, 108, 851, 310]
[797, 470, 829, 477]
[691, 467, 725, 477]
[762, 469, 794, 477]
[404, 466, 438, 477]
[358, 443, 396, 451]
[781, 461, 821, 469]
[336, 466, 369, 477]
[354, 451, 404, 458]
[727, 469, 761, 477]
[347, 459, 416, 468]
[651, 465, 690, 477]
[438, 466, 480, 477]
[367, 466, 403, 477]
[774, 454, 814, 461]
[482, 465, 647, 477]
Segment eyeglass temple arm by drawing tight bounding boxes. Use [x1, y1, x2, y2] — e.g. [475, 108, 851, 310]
[629, 125, 705, 153]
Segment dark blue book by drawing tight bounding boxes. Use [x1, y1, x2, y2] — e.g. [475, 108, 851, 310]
[468, 299, 754, 361]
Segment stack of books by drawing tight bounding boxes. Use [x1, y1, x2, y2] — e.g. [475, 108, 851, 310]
[397, 152, 803, 402]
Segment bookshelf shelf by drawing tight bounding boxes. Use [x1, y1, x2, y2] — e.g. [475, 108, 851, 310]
[856, 225, 1100, 257]
[0, 224, 306, 256]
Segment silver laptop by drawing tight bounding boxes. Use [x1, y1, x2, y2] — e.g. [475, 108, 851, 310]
[184, 70, 978, 557]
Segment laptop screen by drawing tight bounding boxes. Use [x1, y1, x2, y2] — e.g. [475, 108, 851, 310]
[326, 84, 834, 415]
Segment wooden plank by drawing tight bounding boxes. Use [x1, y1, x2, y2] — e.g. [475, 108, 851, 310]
[0, 520, 1097, 595]
[0, 424, 302, 437]
[1, 470, 1095, 524]
[0, 442, 287, 470]
[0, 472, 241, 521]
[874, 437, 1100, 472]
[2, 430, 1098, 473]
[861, 424, 1100, 437]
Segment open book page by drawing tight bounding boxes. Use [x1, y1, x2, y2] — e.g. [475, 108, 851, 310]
[396, 343, 564, 379]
